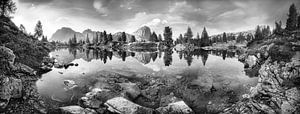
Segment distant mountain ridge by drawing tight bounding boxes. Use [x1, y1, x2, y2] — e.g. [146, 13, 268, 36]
[51, 26, 153, 42]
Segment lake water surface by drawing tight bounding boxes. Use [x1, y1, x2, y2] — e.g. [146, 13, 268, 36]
[36, 48, 258, 112]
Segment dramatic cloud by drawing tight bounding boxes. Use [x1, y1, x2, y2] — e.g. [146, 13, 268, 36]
[12, 0, 300, 38]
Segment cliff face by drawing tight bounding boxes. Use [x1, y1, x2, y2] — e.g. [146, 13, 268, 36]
[112, 32, 133, 42]
[133, 26, 151, 42]
[50, 27, 84, 42]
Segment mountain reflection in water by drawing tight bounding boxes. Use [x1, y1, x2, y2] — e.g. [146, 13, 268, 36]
[37, 48, 258, 112]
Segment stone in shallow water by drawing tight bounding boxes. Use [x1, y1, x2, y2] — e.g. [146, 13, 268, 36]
[119, 82, 141, 100]
[156, 101, 194, 114]
[104, 97, 153, 114]
[60, 105, 96, 114]
[80, 88, 116, 109]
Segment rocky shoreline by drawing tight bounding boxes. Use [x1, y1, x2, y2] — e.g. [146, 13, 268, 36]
[223, 39, 300, 113]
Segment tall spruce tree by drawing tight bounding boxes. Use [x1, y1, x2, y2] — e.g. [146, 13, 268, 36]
[200, 27, 210, 47]
[286, 4, 298, 31]
[254, 26, 263, 40]
[86, 34, 90, 44]
[121, 32, 126, 43]
[222, 32, 227, 43]
[184, 27, 193, 43]
[34, 20, 43, 39]
[108, 33, 113, 42]
[163, 26, 173, 47]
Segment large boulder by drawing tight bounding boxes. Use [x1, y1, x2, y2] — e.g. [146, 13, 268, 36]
[59, 105, 96, 114]
[156, 101, 194, 114]
[104, 97, 154, 114]
[133, 26, 151, 42]
[80, 88, 116, 109]
[13, 63, 36, 75]
[119, 82, 141, 100]
[0, 76, 22, 109]
[0, 46, 15, 74]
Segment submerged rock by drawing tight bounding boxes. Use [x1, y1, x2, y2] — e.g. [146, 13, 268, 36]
[156, 101, 194, 114]
[119, 82, 141, 100]
[80, 88, 115, 109]
[104, 97, 154, 114]
[63, 80, 78, 90]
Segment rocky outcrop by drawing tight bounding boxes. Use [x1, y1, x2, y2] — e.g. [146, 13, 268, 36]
[0, 46, 47, 113]
[112, 32, 133, 42]
[133, 26, 151, 42]
[224, 38, 300, 113]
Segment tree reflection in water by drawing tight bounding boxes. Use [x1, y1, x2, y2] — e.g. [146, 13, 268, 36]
[64, 48, 243, 67]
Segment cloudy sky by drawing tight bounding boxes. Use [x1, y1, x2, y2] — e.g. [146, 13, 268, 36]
[12, 0, 299, 38]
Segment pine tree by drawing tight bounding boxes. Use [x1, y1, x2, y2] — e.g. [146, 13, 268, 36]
[200, 27, 210, 47]
[108, 33, 113, 42]
[163, 26, 173, 47]
[286, 4, 298, 31]
[41, 36, 48, 42]
[0, 0, 16, 17]
[254, 26, 263, 40]
[86, 34, 90, 44]
[184, 27, 193, 43]
[72, 34, 77, 44]
[222, 32, 227, 43]
[178, 34, 183, 44]
[99, 32, 103, 44]
[103, 31, 108, 45]
[121, 32, 126, 43]
[34, 20, 43, 39]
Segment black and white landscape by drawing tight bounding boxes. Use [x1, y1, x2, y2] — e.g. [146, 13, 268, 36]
[1, 0, 300, 113]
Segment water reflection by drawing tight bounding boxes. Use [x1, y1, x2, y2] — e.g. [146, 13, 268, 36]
[39, 47, 258, 112]
[56, 47, 243, 67]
